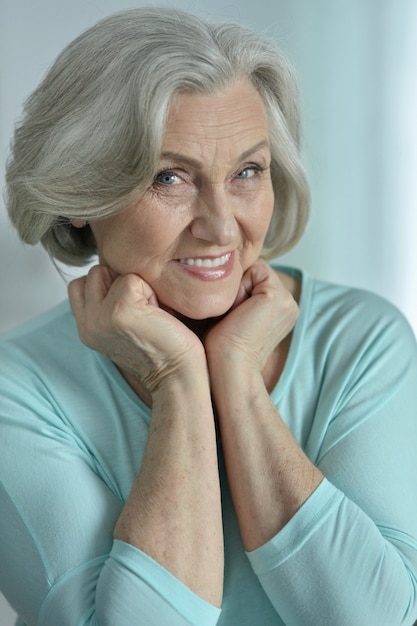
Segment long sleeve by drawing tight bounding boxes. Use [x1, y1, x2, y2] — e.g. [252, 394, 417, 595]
[0, 387, 220, 625]
[0, 304, 221, 625]
[246, 275, 417, 625]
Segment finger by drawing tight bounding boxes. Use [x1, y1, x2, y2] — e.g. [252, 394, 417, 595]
[235, 259, 270, 302]
[231, 277, 251, 310]
[110, 273, 160, 309]
[83, 264, 115, 309]
[68, 276, 87, 315]
[229, 260, 266, 310]
[247, 259, 277, 294]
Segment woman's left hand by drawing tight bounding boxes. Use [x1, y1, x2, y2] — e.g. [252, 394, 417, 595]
[204, 259, 299, 373]
[205, 260, 323, 552]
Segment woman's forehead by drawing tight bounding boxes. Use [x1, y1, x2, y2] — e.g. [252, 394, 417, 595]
[161, 81, 270, 162]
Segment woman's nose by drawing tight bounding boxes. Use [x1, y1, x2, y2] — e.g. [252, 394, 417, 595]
[189, 186, 239, 246]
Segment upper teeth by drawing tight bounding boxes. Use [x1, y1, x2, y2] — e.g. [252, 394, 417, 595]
[180, 253, 231, 268]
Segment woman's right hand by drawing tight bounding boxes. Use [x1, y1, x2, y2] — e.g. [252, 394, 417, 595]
[68, 265, 205, 397]
[69, 265, 224, 606]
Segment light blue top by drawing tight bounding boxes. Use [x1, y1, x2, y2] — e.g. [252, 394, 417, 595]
[1, 268, 417, 626]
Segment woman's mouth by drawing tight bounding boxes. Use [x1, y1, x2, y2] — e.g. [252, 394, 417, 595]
[179, 253, 231, 268]
[175, 252, 234, 280]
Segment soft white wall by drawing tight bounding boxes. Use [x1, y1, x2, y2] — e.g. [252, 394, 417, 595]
[280, 0, 417, 332]
[1, 0, 416, 621]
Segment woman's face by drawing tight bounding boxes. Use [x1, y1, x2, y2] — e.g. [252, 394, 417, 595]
[89, 80, 274, 320]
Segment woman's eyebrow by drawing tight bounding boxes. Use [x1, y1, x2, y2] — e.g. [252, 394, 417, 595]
[159, 140, 270, 169]
[159, 151, 203, 169]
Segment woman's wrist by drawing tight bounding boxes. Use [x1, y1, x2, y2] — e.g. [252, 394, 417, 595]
[208, 354, 266, 409]
[152, 353, 213, 418]
[120, 343, 210, 408]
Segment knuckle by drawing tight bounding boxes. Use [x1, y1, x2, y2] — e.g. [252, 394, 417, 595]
[87, 264, 103, 279]
[109, 299, 131, 334]
[117, 273, 139, 293]
[68, 276, 85, 301]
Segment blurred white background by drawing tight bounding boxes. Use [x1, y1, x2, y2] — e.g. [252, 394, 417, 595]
[1, 0, 416, 622]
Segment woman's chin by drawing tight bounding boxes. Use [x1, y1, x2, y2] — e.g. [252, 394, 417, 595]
[160, 297, 235, 325]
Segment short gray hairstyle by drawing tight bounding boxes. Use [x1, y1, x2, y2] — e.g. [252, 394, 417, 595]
[6, 7, 310, 266]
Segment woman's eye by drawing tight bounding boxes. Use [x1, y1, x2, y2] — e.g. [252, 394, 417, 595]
[155, 170, 179, 185]
[235, 165, 261, 179]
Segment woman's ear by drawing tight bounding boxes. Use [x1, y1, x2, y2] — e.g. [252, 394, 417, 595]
[70, 218, 87, 228]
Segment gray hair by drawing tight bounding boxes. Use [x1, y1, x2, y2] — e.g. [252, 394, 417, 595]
[5, 7, 310, 266]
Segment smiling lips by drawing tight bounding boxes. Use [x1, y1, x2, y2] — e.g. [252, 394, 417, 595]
[179, 253, 231, 268]
[176, 252, 234, 280]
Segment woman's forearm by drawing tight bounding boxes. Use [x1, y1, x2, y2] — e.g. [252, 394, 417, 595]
[211, 362, 323, 552]
[114, 362, 224, 607]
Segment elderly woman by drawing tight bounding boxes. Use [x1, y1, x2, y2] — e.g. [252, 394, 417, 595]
[1, 8, 417, 626]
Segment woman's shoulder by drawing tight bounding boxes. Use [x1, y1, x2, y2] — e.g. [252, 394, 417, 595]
[0, 300, 73, 341]
[308, 272, 412, 333]
[275, 264, 416, 353]
[0, 300, 81, 373]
